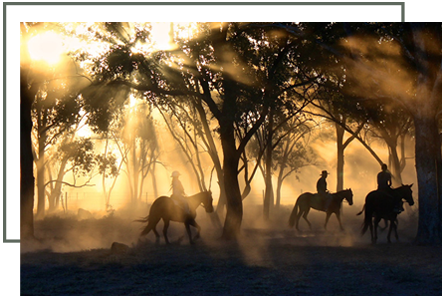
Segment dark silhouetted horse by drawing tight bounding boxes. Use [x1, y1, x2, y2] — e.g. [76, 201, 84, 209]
[135, 191, 214, 244]
[289, 189, 353, 231]
[358, 184, 414, 244]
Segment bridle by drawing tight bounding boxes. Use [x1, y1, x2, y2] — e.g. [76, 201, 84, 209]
[199, 191, 212, 210]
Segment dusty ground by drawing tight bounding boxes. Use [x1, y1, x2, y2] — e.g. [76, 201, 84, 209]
[21, 205, 442, 296]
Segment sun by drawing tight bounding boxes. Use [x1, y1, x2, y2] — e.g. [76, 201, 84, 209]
[149, 22, 199, 51]
[27, 31, 65, 65]
[150, 22, 174, 50]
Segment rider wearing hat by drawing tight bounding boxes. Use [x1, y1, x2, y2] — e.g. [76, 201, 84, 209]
[170, 171, 190, 215]
[377, 164, 403, 213]
[377, 164, 392, 191]
[317, 170, 332, 211]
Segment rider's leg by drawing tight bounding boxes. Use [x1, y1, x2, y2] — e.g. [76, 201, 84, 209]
[324, 194, 332, 211]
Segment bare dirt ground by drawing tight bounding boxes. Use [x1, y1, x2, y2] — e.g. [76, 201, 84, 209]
[21, 205, 442, 296]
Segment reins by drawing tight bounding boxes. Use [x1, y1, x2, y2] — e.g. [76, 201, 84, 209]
[188, 192, 209, 210]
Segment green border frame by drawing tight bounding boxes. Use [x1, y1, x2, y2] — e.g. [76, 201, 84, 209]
[3, 2, 406, 244]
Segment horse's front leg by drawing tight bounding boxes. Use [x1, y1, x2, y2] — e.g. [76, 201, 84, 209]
[389, 218, 399, 242]
[335, 212, 345, 231]
[188, 219, 201, 240]
[387, 220, 394, 243]
[185, 222, 194, 245]
[324, 211, 331, 230]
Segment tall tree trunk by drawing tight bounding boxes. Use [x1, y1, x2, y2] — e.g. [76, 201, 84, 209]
[133, 145, 138, 203]
[410, 23, 442, 245]
[336, 122, 345, 191]
[263, 109, 274, 220]
[220, 119, 242, 240]
[215, 170, 227, 214]
[36, 109, 47, 219]
[388, 144, 403, 186]
[151, 161, 158, 200]
[194, 95, 226, 215]
[48, 158, 69, 212]
[275, 167, 285, 209]
[20, 69, 35, 239]
[413, 114, 442, 245]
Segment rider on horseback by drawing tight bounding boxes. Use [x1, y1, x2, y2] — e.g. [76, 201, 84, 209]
[317, 170, 332, 211]
[170, 171, 191, 215]
[377, 164, 403, 213]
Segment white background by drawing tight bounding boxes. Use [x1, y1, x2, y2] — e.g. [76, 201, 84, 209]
[0, 0, 442, 295]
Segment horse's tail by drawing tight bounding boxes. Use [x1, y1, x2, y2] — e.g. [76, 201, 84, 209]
[356, 204, 365, 216]
[140, 222, 152, 236]
[133, 215, 149, 223]
[360, 204, 372, 236]
[288, 199, 300, 228]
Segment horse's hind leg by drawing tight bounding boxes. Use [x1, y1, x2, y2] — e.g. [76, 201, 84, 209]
[302, 208, 312, 230]
[295, 210, 303, 231]
[151, 224, 161, 244]
[368, 218, 375, 244]
[373, 217, 381, 244]
[162, 220, 170, 244]
[140, 220, 160, 244]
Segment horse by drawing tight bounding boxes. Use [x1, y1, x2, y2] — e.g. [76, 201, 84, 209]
[135, 191, 214, 245]
[289, 189, 353, 231]
[357, 184, 414, 244]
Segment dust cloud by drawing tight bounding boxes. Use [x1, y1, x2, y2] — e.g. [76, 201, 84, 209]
[24, 122, 419, 257]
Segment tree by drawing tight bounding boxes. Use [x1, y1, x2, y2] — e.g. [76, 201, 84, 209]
[276, 22, 442, 244]
[95, 138, 121, 210]
[312, 22, 442, 244]
[342, 23, 442, 244]
[32, 88, 92, 218]
[21, 47, 36, 239]
[45, 136, 98, 212]
[273, 117, 316, 208]
[118, 96, 159, 204]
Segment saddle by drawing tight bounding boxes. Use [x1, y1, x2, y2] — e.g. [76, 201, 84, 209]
[312, 193, 326, 209]
[170, 195, 191, 215]
[376, 189, 403, 213]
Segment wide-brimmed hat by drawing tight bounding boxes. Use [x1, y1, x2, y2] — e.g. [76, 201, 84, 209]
[320, 170, 329, 176]
[171, 171, 181, 177]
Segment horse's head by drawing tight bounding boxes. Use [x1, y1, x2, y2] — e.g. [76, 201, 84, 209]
[200, 190, 214, 213]
[343, 189, 354, 205]
[399, 184, 414, 206]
